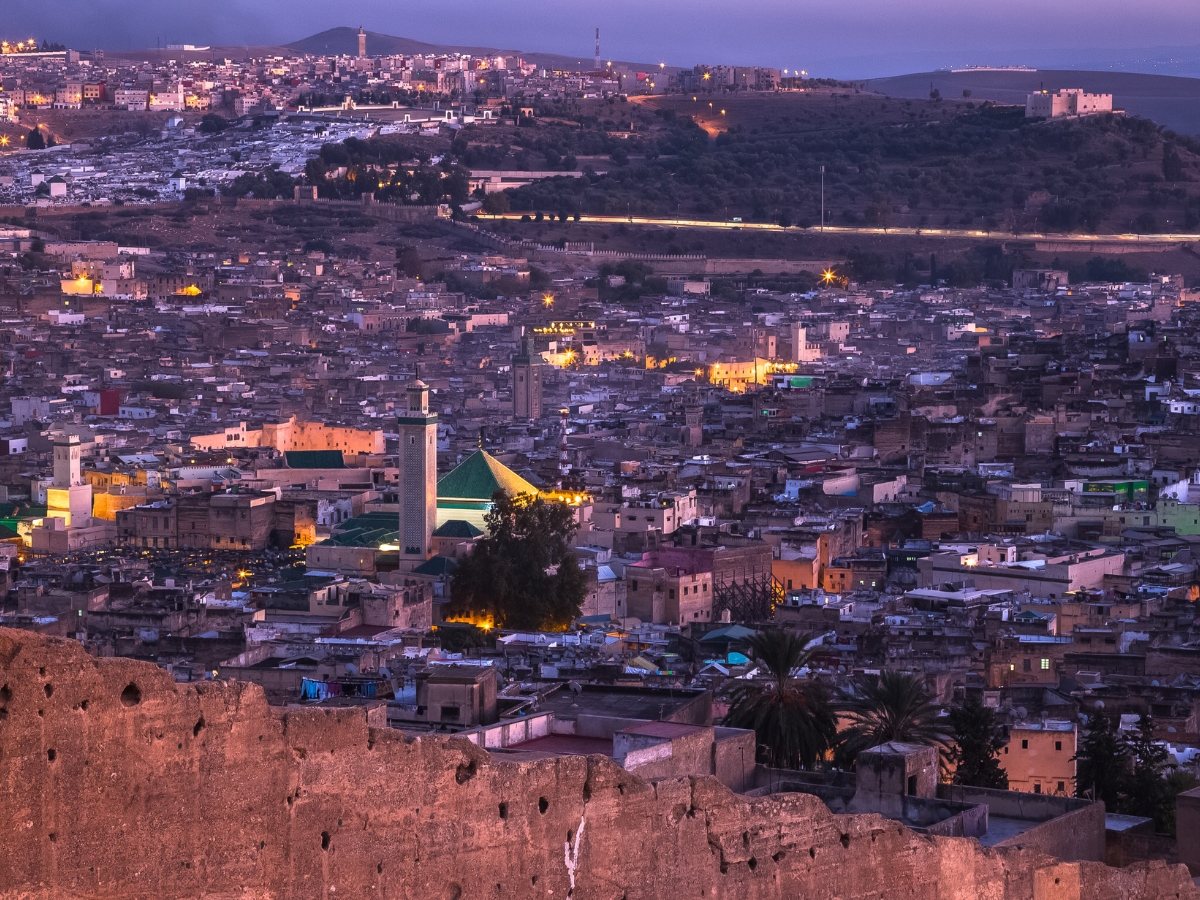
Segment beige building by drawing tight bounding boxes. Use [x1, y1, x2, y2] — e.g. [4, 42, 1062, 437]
[1000, 720, 1076, 796]
[1025, 89, 1113, 119]
[190, 417, 384, 455]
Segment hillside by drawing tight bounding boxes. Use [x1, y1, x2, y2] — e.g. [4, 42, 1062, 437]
[284, 26, 665, 76]
[440, 90, 1200, 235]
[866, 70, 1200, 136]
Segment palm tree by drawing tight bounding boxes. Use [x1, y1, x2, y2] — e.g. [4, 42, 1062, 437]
[722, 630, 837, 770]
[837, 670, 950, 766]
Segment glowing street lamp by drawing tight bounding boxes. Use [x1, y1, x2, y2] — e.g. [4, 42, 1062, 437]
[542, 293, 554, 307]
[821, 269, 837, 286]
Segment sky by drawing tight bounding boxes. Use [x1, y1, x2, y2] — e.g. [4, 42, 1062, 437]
[10, 0, 1200, 79]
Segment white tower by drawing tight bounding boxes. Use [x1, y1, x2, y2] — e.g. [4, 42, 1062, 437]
[397, 380, 438, 563]
[53, 435, 82, 486]
[48, 434, 92, 526]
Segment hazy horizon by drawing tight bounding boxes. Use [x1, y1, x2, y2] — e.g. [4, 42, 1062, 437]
[10, 0, 1200, 79]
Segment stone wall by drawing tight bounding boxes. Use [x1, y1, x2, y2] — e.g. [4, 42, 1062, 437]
[0, 628, 1196, 900]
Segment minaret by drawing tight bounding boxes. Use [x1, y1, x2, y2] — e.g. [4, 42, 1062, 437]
[594, 28, 601, 71]
[512, 332, 543, 420]
[357, 26, 367, 59]
[558, 408, 571, 481]
[49, 434, 92, 527]
[398, 380, 437, 564]
[682, 392, 703, 447]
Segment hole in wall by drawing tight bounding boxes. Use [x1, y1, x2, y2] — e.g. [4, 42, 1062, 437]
[120, 684, 141, 707]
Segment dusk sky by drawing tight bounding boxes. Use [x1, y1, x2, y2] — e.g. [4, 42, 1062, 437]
[9, 0, 1200, 78]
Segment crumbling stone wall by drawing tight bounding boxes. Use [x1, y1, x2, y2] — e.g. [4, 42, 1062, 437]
[0, 628, 1195, 900]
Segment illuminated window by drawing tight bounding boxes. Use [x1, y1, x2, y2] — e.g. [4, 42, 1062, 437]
[1040, 658, 1050, 670]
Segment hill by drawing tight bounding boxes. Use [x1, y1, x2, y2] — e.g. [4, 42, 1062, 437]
[866, 70, 1200, 136]
[284, 26, 664, 76]
[435, 89, 1200, 237]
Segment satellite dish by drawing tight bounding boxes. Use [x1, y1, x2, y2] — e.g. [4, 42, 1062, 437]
[379, 667, 390, 679]
[1151, 680, 1159, 687]
[568, 680, 582, 696]
[1014, 707, 1028, 720]
[345, 663, 358, 675]
[1094, 700, 1105, 710]
[1168, 726, 1177, 733]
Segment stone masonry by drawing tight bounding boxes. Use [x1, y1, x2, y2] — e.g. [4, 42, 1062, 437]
[0, 628, 1195, 900]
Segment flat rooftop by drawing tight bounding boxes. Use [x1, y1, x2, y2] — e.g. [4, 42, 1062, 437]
[537, 685, 707, 723]
[504, 734, 613, 757]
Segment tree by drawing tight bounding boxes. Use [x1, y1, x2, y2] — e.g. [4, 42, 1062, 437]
[722, 630, 837, 769]
[482, 191, 511, 215]
[1125, 714, 1171, 830]
[26, 127, 45, 150]
[1163, 145, 1185, 183]
[838, 670, 949, 765]
[446, 490, 586, 631]
[199, 113, 229, 134]
[947, 698, 1008, 789]
[1074, 711, 1129, 808]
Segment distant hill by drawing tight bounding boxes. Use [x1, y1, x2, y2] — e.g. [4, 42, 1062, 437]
[866, 69, 1200, 135]
[284, 27, 665, 76]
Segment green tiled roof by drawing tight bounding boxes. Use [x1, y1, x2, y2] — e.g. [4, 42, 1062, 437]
[436, 450, 538, 502]
[412, 555, 457, 576]
[432, 519, 484, 539]
[320, 512, 397, 547]
[285, 450, 346, 469]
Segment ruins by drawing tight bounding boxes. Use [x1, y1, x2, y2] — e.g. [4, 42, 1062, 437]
[1, 627, 1195, 900]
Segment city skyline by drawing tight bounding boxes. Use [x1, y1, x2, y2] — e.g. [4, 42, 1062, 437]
[8, 0, 1200, 78]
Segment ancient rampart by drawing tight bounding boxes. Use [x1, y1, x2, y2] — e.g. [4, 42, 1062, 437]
[0, 629, 1195, 900]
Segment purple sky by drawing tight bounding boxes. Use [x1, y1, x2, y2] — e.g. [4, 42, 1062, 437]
[9, 0, 1200, 78]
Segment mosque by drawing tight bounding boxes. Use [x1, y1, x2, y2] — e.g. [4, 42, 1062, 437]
[305, 381, 584, 582]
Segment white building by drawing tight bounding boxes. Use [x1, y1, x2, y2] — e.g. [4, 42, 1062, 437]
[1026, 89, 1113, 119]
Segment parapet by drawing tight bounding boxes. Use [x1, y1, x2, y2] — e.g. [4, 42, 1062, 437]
[0, 628, 1195, 900]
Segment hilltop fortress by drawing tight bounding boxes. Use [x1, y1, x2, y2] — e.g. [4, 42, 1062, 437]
[0, 628, 1195, 900]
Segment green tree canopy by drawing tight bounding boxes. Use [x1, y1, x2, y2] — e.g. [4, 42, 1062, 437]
[1074, 710, 1130, 809]
[1125, 713, 1171, 830]
[722, 630, 837, 770]
[838, 670, 950, 766]
[446, 491, 586, 631]
[947, 698, 1008, 789]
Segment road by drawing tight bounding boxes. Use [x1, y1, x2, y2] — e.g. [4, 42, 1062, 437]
[476, 213, 1200, 246]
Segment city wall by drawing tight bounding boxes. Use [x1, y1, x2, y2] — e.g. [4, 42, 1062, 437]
[0, 628, 1196, 900]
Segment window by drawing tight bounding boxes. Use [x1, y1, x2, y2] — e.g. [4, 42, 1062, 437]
[906, 775, 918, 796]
[440, 705, 460, 722]
[1023, 659, 1031, 672]
[668, 589, 675, 599]
[1040, 658, 1050, 670]
[631, 581, 638, 592]
[703, 584, 708, 592]
[1003, 746, 1009, 754]
[1021, 739, 1028, 749]
[1033, 784, 1042, 794]
[1055, 741, 1062, 751]
[1057, 781, 1065, 792]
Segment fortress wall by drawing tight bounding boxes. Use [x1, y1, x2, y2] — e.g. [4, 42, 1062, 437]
[0, 628, 1195, 900]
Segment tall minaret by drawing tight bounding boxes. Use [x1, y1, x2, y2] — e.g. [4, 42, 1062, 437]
[594, 28, 601, 71]
[357, 26, 367, 59]
[398, 380, 437, 563]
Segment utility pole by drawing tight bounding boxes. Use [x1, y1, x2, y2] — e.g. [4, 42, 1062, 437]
[820, 165, 825, 231]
